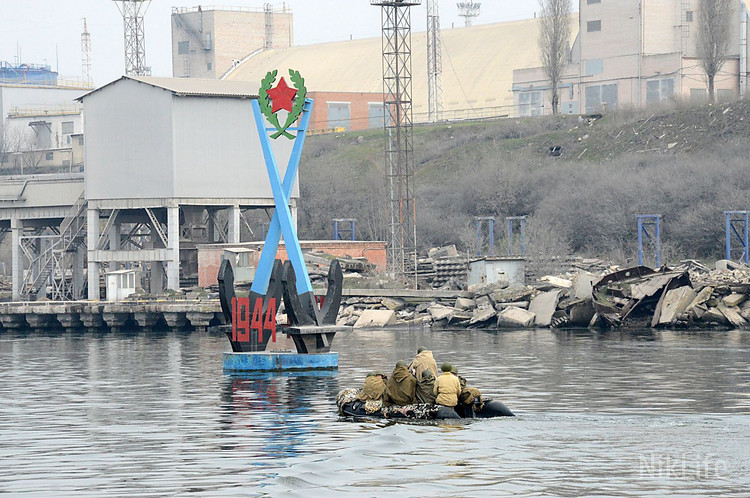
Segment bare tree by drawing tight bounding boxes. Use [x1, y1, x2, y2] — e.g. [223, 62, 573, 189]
[538, 0, 572, 115]
[696, 0, 733, 102]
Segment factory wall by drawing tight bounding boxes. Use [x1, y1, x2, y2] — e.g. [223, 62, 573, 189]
[83, 79, 174, 200]
[170, 95, 296, 200]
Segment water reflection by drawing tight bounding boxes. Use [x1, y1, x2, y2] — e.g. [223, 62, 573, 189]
[0, 327, 748, 495]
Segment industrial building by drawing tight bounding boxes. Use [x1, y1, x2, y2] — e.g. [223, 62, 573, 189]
[513, 0, 750, 116]
[223, 18, 547, 125]
[171, 5, 293, 79]
[77, 75, 295, 300]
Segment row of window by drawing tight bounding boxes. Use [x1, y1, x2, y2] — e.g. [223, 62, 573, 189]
[327, 102, 385, 131]
[519, 78, 737, 116]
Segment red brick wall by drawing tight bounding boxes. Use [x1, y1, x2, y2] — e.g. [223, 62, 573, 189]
[307, 91, 384, 132]
[198, 240, 387, 287]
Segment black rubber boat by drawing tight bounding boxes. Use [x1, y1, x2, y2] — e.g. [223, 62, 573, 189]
[337, 389, 514, 420]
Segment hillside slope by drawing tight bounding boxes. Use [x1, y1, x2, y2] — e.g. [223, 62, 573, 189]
[298, 100, 750, 263]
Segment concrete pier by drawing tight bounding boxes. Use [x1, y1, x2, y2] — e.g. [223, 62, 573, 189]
[0, 300, 222, 332]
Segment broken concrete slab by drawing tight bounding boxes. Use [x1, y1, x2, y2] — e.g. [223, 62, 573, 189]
[353, 310, 397, 328]
[427, 305, 455, 322]
[428, 245, 460, 259]
[497, 307, 536, 328]
[572, 273, 597, 300]
[540, 276, 573, 288]
[686, 286, 713, 316]
[717, 304, 747, 328]
[528, 290, 562, 327]
[381, 297, 407, 312]
[475, 295, 492, 309]
[469, 306, 497, 326]
[715, 259, 746, 271]
[455, 297, 477, 310]
[494, 301, 530, 310]
[657, 286, 697, 325]
[468, 280, 510, 297]
[701, 307, 729, 325]
[722, 293, 746, 307]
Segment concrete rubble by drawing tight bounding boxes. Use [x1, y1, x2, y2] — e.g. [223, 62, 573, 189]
[334, 254, 750, 331]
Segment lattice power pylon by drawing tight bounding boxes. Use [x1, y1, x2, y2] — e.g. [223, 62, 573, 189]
[264, 3, 274, 50]
[81, 18, 93, 84]
[371, 0, 421, 286]
[113, 0, 151, 76]
[426, 0, 444, 122]
[457, 1, 481, 27]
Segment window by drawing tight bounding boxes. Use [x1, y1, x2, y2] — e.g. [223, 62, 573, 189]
[61, 121, 74, 135]
[647, 79, 675, 104]
[519, 91, 543, 117]
[369, 102, 386, 129]
[585, 84, 618, 113]
[328, 102, 351, 131]
[690, 88, 708, 104]
[587, 20, 602, 32]
[585, 58, 603, 75]
[178, 41, 190, 54]
[685, 11, 693, 23]
[62, 160, 70, 167]
[587, 0, 601, 4]
[78, 136, 84, 146]
[66, 136, 71, 145]
[46, 152, 54, 161]
[718, 89, 735, 102]
[207, 62, 212, 71]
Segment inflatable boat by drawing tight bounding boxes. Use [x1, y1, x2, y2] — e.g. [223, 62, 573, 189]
[336, 389, 514, 420]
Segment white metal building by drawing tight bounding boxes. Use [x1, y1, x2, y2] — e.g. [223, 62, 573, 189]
[78, 76, 295, 300]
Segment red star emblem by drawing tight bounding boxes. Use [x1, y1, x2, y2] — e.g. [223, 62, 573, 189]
[266, 77, 298, 113]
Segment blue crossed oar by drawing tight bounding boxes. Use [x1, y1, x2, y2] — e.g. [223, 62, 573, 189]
[250, 98, 314, 297]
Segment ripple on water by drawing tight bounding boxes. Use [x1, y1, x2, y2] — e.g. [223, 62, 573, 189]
[0, 328, 749, 495]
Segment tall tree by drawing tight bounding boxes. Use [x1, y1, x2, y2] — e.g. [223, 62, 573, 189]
[538, 0, 572, 115]
[696, 0, 733, 102]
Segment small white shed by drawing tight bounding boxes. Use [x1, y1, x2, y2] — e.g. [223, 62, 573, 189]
[106, 269, 139, 302]
[468, 257, 526, 287]
[223, 248, 256, 283]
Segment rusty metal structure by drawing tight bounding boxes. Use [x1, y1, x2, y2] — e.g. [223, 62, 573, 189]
[371, 0, 420, 286]
[113, 0, 151, 76]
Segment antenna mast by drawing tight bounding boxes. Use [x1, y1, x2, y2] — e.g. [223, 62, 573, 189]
[81, 18, 93, 84]
[426, 0, 444, 122]
[113, 0, 152, 76]
[457, 1, 481, 27]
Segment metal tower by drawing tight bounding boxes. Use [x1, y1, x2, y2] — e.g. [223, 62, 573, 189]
[264, 3, 274, 49]
[113, 0, 151, 76]
[371, 0, 421, 287]
[426, 0, 444, 122]
[457, 1, 481, 27]
[81, 18, 93, 84]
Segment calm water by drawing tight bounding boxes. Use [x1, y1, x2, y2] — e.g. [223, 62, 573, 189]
[1, 326, 749, 496]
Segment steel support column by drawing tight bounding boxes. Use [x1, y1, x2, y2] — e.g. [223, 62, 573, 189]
[11, 218, 23, 301]
[506, 216, 527, 257]
[475, 216, 495, 256]
[637, 214, 661, 268]
[724, 211, 749, 264]
[229, 204, 241, 244]
[87, 208, 100, 299]
[167, 205, 180, 290]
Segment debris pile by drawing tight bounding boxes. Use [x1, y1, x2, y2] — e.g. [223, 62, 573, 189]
[336, 258, 750, 331]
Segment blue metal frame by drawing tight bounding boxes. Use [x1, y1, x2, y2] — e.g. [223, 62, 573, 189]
[251, 98, 314, 296]
[506, 216, 527, 256]
[333, 218, 356, 241]
[475, 217, 495, 256]
[637, 214, 661, 268]
[724, 211, 749, 264]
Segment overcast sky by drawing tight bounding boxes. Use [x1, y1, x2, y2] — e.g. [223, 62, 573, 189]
[0, 1, 543, 85]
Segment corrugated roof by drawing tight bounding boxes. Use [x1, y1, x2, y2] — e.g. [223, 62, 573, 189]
[226, 17, 578, 116]
[78, 75, 259, 101]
